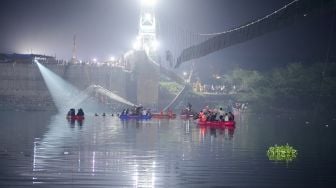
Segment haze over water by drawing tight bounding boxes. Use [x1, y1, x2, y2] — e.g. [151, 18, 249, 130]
[0, 111, 335, 187]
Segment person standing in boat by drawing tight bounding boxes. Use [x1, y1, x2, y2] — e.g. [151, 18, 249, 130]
[215, 110, 221, 121]
[224, 113, 229, 122]
[67, 109, 72, 117]
[210, 109, 217, 121]
[135, 105, 143, 115]
[187, 103, 192, 112]
[70, 108, 76, 117]
[142, 109, 147, 116]
[218, 107, 225, 121]
[146, 109, 151, 116]
[77, 108, 84, 117]
[228, 112, 234, 121]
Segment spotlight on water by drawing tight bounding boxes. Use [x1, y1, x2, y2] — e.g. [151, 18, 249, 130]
[35, 60, 89, 112]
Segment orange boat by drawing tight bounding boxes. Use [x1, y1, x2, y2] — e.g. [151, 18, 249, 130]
[151, 112, 176, 118]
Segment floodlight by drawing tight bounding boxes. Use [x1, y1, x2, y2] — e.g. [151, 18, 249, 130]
[133, 40, 141, 50]
[141, 0, 156, 7]
[151, 40, 159, 51]
[145, 13, 152, 21]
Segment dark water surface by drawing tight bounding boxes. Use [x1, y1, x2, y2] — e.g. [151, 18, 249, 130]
[0, 111, 336, 187]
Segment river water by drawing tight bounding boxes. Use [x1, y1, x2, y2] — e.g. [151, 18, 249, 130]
[0, 111, 336, 187]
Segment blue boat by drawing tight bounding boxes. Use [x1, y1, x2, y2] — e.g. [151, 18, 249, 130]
[119, 114, 152, 120]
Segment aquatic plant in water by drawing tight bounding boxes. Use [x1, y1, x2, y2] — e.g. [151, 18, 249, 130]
[267, 143, 298, 162]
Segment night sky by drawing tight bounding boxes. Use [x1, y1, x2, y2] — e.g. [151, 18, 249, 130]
[0, 0, 335, 71]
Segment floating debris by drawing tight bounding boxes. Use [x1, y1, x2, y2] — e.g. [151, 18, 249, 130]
[267, 143, 297, 162]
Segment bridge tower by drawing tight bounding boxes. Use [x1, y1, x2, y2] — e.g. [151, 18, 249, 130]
[127, 0, 159, 109]
[133, 0, 158, 57]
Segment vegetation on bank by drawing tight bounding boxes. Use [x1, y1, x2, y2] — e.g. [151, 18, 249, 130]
[218, 62, 336, 109]
[159, 62, 336, 111]
[159, 81, 184, 95]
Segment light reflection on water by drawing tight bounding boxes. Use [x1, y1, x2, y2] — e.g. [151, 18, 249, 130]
[1, 111, 336, 187]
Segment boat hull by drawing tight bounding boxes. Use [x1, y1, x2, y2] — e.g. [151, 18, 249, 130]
[152, 113, 176, 119]
[66, 115, 85, 121]
[198, 120, 235, 127]
[119, 114, 152, 120]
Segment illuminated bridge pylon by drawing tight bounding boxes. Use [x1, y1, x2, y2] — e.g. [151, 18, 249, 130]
[133, 0, 159, 57]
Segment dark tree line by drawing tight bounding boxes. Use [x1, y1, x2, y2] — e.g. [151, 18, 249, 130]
[220, 62, 336, 110]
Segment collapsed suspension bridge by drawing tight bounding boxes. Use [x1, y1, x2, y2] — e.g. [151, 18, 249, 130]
[74, 0, 336, 110]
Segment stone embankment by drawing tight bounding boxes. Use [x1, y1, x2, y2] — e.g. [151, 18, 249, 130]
[0, 62, 130, 111]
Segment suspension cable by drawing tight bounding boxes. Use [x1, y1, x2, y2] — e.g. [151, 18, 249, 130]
[199, 0, 299, 36]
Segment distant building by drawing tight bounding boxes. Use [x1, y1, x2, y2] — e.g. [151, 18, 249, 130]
[71, 34, 79, 64]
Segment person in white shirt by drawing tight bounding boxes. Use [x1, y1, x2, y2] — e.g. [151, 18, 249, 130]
[224, 113, 229, 122]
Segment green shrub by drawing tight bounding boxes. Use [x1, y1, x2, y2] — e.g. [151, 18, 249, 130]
[267, 143, 298, 162]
